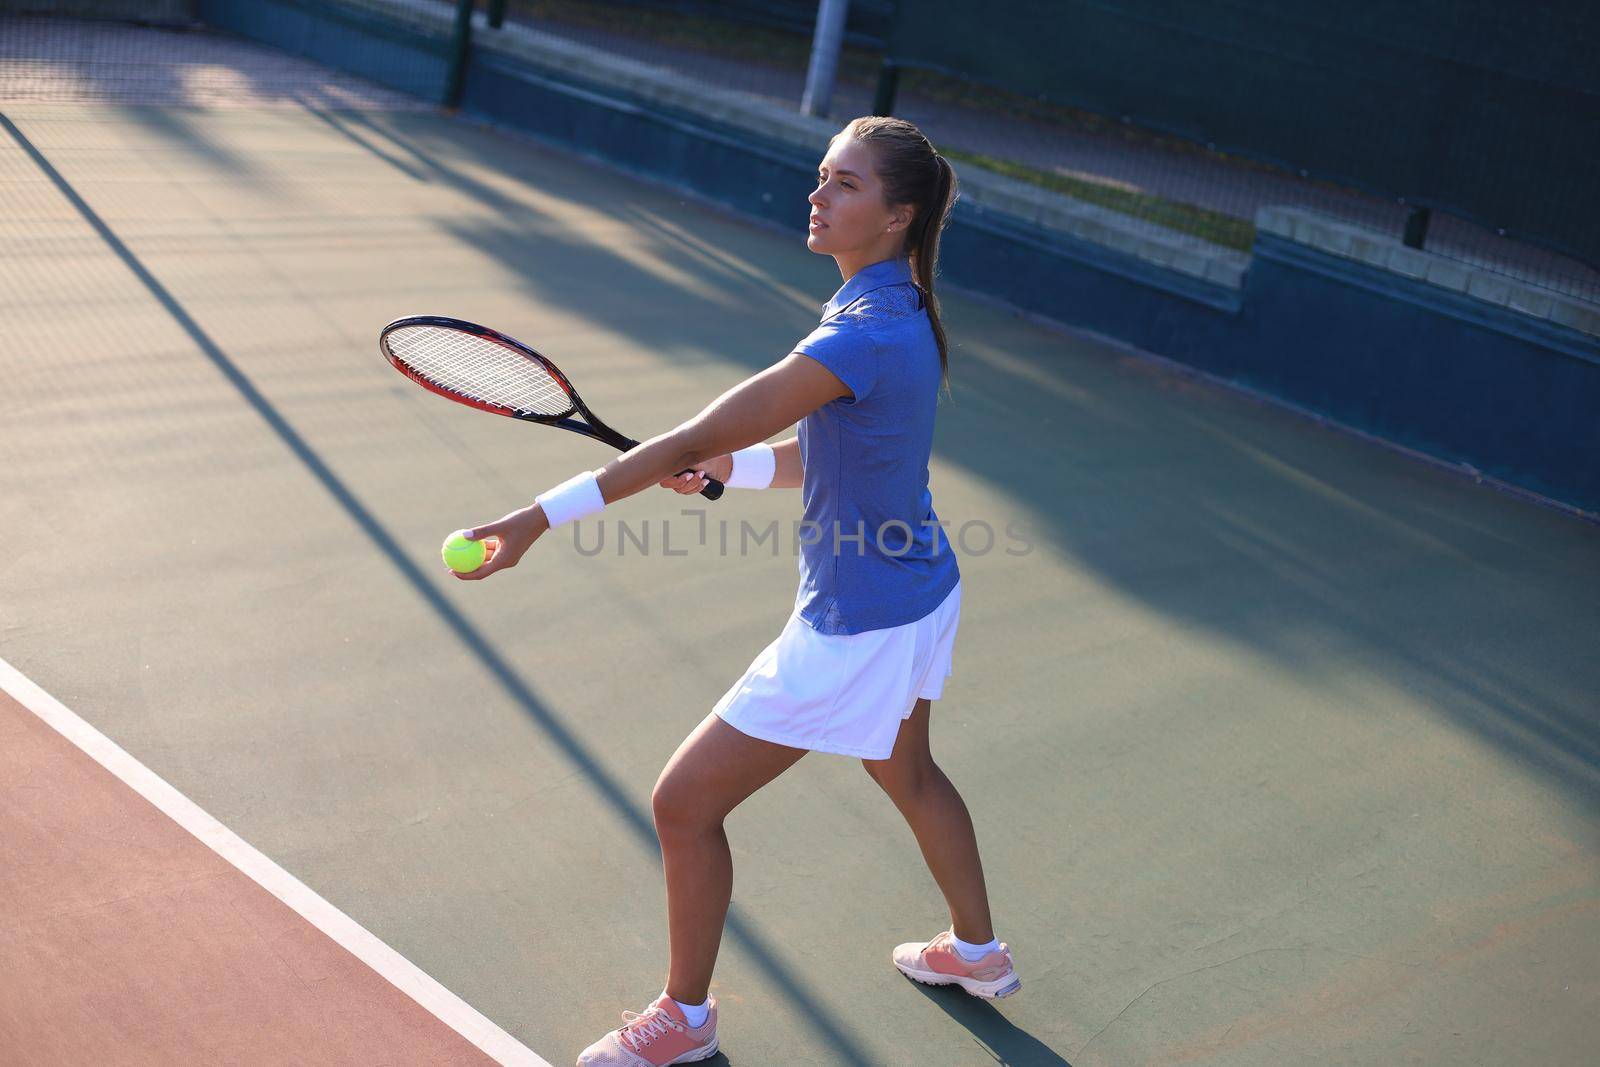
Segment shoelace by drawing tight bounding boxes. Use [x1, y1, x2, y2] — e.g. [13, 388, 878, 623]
[618, 1006, 684, 1051]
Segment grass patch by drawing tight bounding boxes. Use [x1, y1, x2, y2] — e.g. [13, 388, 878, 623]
[943, 147, 1257, 251]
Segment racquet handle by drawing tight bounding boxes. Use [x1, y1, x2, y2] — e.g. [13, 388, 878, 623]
[682, 470, 725, 500]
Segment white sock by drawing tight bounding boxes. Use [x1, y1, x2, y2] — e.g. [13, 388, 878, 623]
[952, 934, 1000, 961]
[664, 990, 710, 1029]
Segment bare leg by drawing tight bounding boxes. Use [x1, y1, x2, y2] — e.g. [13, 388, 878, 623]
[863, 698, 994, 943]
[652, 713, 808, 1004]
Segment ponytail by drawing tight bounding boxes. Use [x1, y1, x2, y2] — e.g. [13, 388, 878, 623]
[912, 153, 956, 392]
[833, 117, 960, 394]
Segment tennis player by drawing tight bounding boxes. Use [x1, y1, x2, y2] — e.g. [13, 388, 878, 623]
[456, 116, 1018, 1065]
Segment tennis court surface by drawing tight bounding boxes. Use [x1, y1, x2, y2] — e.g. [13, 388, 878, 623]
[3, 17, 1598, 1067]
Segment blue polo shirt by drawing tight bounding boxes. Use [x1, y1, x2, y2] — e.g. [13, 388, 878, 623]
[792, 257, 961, 635]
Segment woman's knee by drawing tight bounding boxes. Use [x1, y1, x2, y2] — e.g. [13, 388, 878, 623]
[651, 769, 713, 834]
[863, 753, 938, 803]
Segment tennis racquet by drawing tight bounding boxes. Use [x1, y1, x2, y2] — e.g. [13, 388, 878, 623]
[379, 315, 723, 500]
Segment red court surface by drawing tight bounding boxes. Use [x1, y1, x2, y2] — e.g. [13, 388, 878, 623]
[0, 678, 543, 1066]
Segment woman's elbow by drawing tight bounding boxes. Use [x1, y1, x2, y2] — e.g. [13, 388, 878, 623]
[673, 418, 725, 468]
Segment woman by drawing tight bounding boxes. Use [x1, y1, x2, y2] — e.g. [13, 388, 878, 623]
[454, 116, 1019, 1066]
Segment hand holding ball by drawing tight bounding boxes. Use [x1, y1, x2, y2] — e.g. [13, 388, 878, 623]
[441, 530, 487, 573]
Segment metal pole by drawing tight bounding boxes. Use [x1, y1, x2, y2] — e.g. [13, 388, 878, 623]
[800, 0, 851, 118]
[872, 58, 899, 116]
[1403, 206, 1432, 250]
[443, 0, 475, 109]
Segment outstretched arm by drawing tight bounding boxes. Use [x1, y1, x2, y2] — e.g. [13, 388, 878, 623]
[453, 353, 844, 579]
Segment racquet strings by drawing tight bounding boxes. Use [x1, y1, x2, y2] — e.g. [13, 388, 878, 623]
[385, 324, 573, 416]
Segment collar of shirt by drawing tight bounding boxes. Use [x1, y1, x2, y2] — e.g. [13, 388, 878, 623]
[821, 257, 915, 321]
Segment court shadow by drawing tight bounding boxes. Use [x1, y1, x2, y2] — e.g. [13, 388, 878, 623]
[357, 108, 826, 328]
[302, 105, 575, 233]
[296, 98, 432, 183]
[902, 984, 1073, 1066]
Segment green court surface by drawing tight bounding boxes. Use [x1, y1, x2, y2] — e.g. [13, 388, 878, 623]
[2, 100, 1597, 1065]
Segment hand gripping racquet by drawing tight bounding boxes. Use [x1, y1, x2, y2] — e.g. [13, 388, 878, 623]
[380, 315, 724, 500]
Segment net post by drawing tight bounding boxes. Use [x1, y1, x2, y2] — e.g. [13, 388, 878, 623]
[444, 0, 475, 109]
[1403, 206, 1432, 250]
[872, 58, 900, 116]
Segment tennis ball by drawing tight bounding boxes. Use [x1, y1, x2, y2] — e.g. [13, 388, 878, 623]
[441, 530, 486, 573]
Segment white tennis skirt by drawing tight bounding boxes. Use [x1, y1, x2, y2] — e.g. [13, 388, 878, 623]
[713, 580, 962, 760]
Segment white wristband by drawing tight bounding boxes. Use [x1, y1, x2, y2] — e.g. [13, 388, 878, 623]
[535, 469, 605, 527]
[726, 443, 776, 489]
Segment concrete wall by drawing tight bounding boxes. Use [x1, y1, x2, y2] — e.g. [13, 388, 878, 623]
[198, 0, 452, 102]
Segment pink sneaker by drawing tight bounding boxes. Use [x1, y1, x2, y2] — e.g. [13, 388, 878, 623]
[575, 993, 719, 1066]
[893, 930, 1021, 999]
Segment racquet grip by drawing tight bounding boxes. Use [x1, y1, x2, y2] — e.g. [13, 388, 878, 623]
[670, 467, 724, 500]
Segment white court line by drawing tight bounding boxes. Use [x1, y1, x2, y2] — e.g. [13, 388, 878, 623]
[0, 656, 552, 1067]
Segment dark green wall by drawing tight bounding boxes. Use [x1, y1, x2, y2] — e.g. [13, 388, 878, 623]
[888, 0, 1600, 272]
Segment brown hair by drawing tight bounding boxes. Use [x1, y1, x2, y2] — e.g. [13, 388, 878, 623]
[834, 116, 958, 389]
